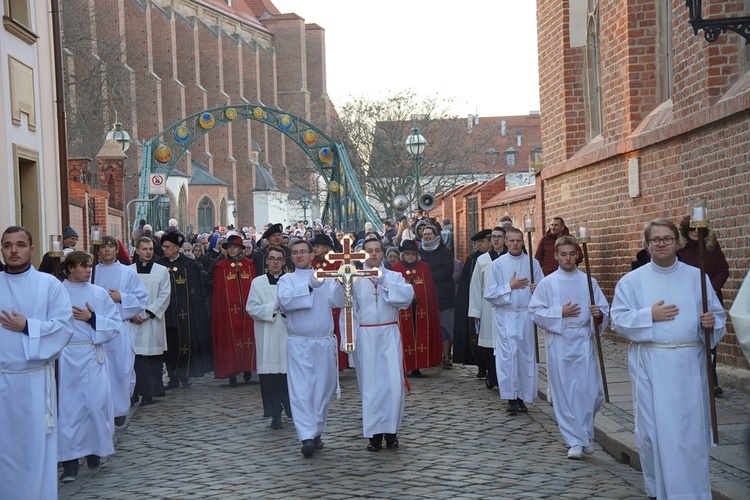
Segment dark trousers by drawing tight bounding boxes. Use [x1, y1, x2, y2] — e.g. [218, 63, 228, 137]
[259, 373, 292, 418]
[134, 354, 165, 398]
[478, 346, 497, 383]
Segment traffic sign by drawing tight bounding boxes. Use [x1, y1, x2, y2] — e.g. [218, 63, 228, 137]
[149, 173, 166, 195]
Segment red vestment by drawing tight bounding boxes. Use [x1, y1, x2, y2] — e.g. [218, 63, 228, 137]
[211, 257, 257, 378]
[391, 261, 442, 371]
[315, 256, 349, 370]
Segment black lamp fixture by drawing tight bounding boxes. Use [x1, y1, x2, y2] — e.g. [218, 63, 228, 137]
[686, 1, 750, 44]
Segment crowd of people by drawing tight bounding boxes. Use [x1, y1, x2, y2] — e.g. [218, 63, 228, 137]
[0, 210, 731, 499]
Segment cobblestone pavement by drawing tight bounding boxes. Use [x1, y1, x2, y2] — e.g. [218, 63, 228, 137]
[60, 360, 647, 499]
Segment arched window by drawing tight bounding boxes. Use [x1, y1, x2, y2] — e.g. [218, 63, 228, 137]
[219, 198, 227, 226]
[198, 196, 215, 233]
[154, 194, 171, 231]
[585, 0, 602, 139]
[178, 185, 188, 231]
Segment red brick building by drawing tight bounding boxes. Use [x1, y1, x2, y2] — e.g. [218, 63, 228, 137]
[533, 1, 750, 368]
[62, 0, 336, 231]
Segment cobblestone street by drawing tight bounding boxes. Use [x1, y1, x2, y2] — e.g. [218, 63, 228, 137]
[60, 359, 646, 499]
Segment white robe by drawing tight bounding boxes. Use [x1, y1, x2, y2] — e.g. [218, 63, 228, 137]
[246, 274, 288, 374]
[278, 268, 344, 441]
[484, 252, 543, 402]
[611, 261, 725, 500]
[0, 267, 73, 500]
[469, 252, 496, 348]
[130, 262, 171, 355]
[58, 281, 121, 461]
[729, 270, 750, 361]
[350, 265, 414, 437]
[528, 269, 608, 448]
[94, 261, 150, 416]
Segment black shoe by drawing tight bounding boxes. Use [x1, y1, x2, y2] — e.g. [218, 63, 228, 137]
[130, 394, 140, 407]
[164, 378, 180, 390]
[86, 454, 101, 468]
[409, 369, 424, 378]
[313, 435, 324, 450]
[229, 375, 238, 387]
[385, 433, 399, 449]
[301, 439, 315, 457]
[140, 396, 153, 406]
[60, 459, 79, 482]
[367, 434, 383, 452]
[243, 371, 252, 382]
[485, 377, 496, 389]
[114, 415, 127, 427]
[714, 386, 724, 396]
[181, 377, 191, 387]
[271, 415, 283, 429]
[476, 369, 487, 378]
[517, 399, 528, 413]
[506, 400, 520, 413]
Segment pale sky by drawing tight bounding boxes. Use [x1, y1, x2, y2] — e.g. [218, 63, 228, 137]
[272, 0, 540, 118]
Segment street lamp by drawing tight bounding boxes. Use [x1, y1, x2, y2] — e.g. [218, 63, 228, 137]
[106, 115, 131, 152]
[300, 194, 311, 225]
[405, 126, 427, 200]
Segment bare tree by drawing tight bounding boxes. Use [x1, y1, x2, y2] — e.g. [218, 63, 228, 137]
[336, 90, 494, 219]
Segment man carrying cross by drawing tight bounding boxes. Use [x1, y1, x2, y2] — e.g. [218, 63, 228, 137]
[349, 236, 414, 452]
[277, 239, 343, 458]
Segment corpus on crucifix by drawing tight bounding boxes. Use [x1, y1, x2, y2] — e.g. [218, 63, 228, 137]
[313, 236, 379, 352]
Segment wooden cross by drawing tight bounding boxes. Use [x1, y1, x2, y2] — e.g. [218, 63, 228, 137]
[313, 235, 380, 352]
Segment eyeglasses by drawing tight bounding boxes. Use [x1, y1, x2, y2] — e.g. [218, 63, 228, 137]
[267, 257, 285, 262]
[648, 236, 677, 246]
[291, 250, 310, 256]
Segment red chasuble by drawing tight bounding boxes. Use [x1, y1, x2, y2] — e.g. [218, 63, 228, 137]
[315, 256, 350, 370]
[391, 261, 442, 371]
[212, 257, 257, 378]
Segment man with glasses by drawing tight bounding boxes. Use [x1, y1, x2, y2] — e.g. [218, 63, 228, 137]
[470, 226, 508, 387]
[611, 218, 725, 499]
[93, 235, 149, 427]
[277, 240, 343, 457]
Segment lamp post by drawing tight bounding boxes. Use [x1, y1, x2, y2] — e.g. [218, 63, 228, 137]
[405, 126, 427, 202]
[300, 194, 311, 225]
[106, 116, 131, 152]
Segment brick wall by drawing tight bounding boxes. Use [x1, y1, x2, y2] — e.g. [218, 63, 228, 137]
[537, 0, 750, 368]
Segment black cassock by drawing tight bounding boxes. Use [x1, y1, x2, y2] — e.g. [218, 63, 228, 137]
[156, 254, 213, 378]
[452, 250, 483, 365]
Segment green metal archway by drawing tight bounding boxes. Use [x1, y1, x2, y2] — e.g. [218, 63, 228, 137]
[136, 104, 381, 232]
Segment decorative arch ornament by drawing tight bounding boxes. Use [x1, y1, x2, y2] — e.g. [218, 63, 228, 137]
[136, 104, 380, 232]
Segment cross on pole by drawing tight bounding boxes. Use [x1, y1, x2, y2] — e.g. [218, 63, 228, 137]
[313, 235, 380, 352]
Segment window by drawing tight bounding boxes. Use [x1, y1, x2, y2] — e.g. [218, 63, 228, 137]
[505, 148, 517, 167]
[656, 0, 674, 101]
[198, 196, 215, 233]
[3, 0, 37, 44]
[585, 0, 602, 138]
[516, 130, 522, 147]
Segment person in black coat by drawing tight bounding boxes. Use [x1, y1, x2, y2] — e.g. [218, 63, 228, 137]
[418, 225, 456, 366]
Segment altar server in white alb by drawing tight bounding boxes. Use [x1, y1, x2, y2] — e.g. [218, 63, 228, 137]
[350, 237, 414, 452]
[611, 218, 724, 500]
[484, 227, 544, 414]
[277, 239, 343, 458]
[246, 245, 293, 430]
[93, 235, 150, 426]
[528, 236, 608, 460]
[0, 226, 73, 500]
[130, 237, 171, 406]
[58, 251, 122, 482]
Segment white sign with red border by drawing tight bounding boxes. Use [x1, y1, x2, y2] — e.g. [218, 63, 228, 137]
[149, 173, 167, 195]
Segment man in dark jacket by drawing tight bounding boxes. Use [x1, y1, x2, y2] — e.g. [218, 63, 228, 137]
[418, 225, 456, 366]
[534, 217, 582, 276]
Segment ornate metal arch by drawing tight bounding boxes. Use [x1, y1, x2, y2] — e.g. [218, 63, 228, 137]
[136, 104, 381, 232]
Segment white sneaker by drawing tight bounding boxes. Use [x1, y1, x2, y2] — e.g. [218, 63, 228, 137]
[583, 445, 595, 455]
[567, 445, 583, 460]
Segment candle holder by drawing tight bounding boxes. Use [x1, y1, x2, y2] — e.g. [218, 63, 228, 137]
[48, 235, 64, 257]
[689, 198, 709, 229]
[523, 213, 535, 233]
[90, 225, 102, 245]
[573, 222, 591, 244]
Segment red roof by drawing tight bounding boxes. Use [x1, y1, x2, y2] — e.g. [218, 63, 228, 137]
[483, 184, 535, 208]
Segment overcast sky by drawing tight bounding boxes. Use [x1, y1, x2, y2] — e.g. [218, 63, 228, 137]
[272, 0, 541, 118]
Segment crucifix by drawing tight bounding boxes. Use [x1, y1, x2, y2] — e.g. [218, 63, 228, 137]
[313, 236, 380, 352]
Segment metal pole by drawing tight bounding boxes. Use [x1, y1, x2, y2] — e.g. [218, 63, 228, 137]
[527, 231, 540, 363]
[415, 155, 421, 201]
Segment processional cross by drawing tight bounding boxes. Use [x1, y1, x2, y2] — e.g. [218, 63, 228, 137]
[313, 235, 380, 352]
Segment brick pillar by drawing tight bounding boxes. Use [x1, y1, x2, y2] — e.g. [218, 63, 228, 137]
[96, 139, 127, 211]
